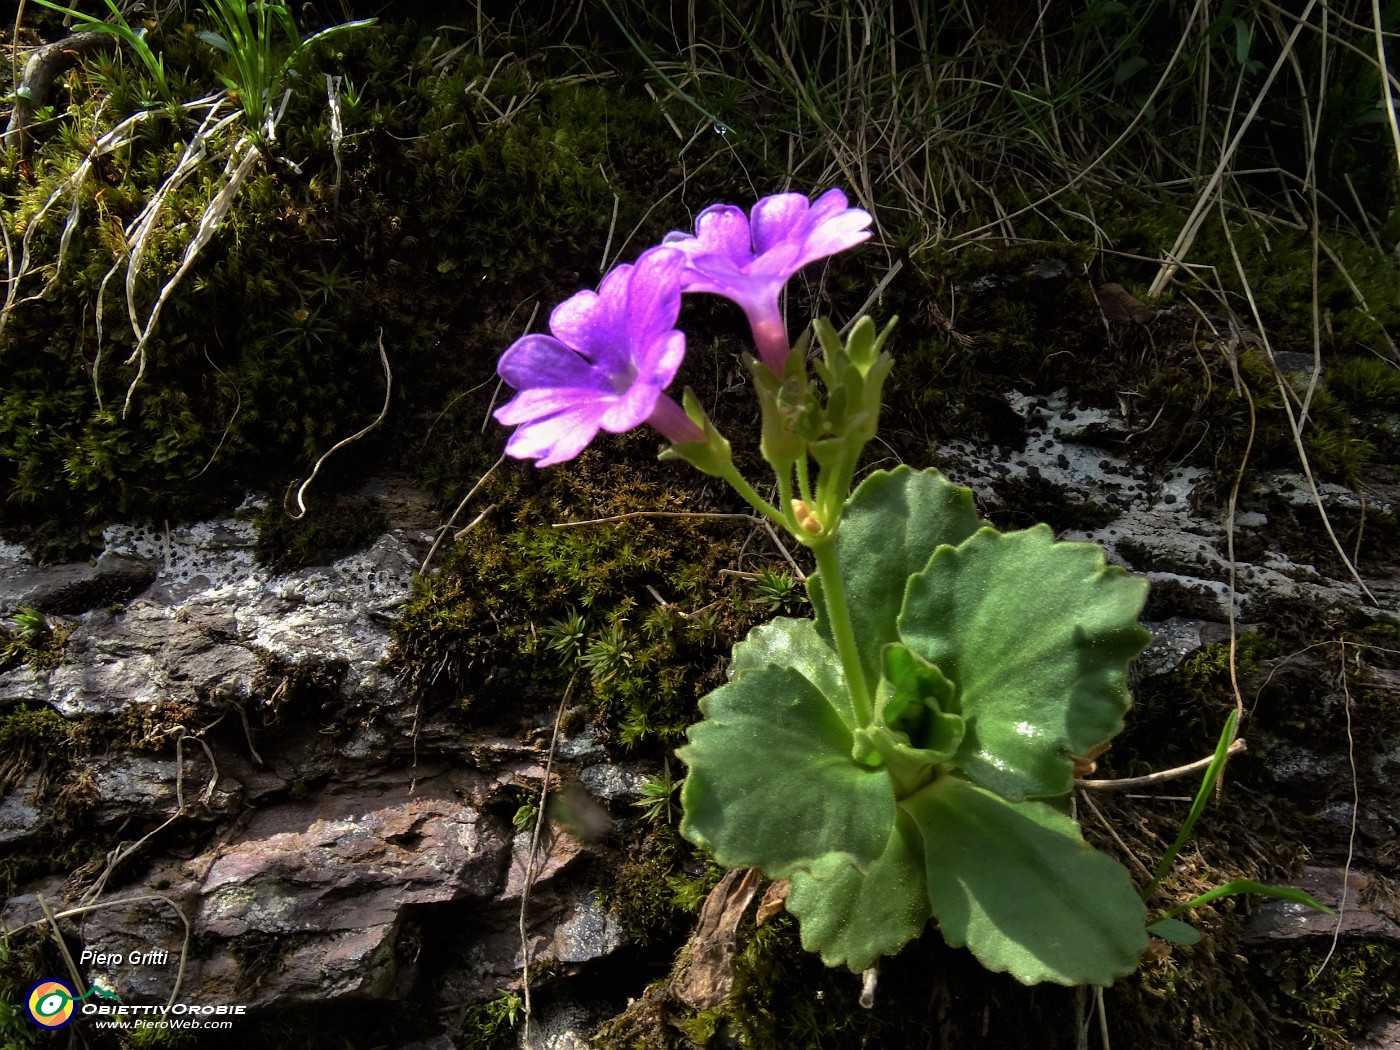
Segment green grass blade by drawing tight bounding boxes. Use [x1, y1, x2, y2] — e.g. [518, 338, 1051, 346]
[597, 0, 730, 134]
[1141, 708, 1239, 901]
[1153, 879, 1335, 922]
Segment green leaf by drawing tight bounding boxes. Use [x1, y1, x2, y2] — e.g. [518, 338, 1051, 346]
[197, 29, 233, 54]
[907, 777, 1147, 986]
[899, 524, 1150, 800]
[727, 618, 853, 728]
[1113, 56, 1150, 84]
[877, 643, 962, 757]
[810, 467, 983, 692]
[679, 631, 895, 876]
[786, 809, 931, 971]
[853, 644, 964, 796]
[1233, 17, 1253, 64]
[1147, 918, 1200, 945]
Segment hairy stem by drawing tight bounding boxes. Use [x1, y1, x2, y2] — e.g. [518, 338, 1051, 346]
[811, 539, 871, 726]
[719, 463, 788, 530]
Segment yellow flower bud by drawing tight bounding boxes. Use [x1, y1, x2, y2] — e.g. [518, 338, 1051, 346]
[791, 499, 823, 534]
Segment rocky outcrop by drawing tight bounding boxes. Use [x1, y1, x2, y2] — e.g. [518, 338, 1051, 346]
[3, 385, 1398, 1048]
[0, 484, 632, 1041]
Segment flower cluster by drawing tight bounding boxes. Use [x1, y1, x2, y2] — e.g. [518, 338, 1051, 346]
[493, 189, 872, 466]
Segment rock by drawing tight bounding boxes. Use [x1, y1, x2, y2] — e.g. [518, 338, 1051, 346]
[1265, 745, 1358, 794]
[545, 887, 627, 965]
[0, 549, 156, 616]
[940, 387, 1393, 629]
[1270, 351, 1323, 379]
[0, 771, 44, 846]
[1, 484, 646, 1019]
[78, 768, 511, 1009]
[1372, 732, 1400, 798]
[1, 874, 68, 931]
[1137, 617, 1207, 678]
[400, 1037, 459, 1050]
[3, 500, 421, 736]
[0, 662, 50, 705]
[1241, 866, 1400, 946]
[518, 999, 605, 1050]
[500, 829, 588, 902]
[578, 759, 648, 802]
[1353, 1011, 1400, 1050]
[88, 751, 232, 826]
[48, 600, 264, 717]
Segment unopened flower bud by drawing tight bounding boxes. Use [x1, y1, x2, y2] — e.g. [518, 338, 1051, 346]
[791, 499, 823, 534]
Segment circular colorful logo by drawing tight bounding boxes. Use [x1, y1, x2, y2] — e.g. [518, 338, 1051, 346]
[25, 979, 76, 1029]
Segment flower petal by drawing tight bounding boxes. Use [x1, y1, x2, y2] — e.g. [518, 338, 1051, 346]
[749, 192, 812, 255]
[744, 239, 804, 281]
[791, 209, 872, 270]
[674, 203, 752, 260]
[494, 384, 604, 426]
[497, 334, 606, 393]
[637, 329, 687, 387]
[548, 286, 625, 370]
[808, 187, 855, 223]
[493, 246, 688, 466]
[598, 378, 661, 433]
[503, 400, 611, 466]
[666, 189, 871, 304]
[623, 247, 685, 345]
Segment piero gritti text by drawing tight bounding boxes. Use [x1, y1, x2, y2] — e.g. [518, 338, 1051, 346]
[79, 948, 172, 967]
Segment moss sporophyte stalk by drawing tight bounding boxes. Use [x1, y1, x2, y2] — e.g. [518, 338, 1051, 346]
[490, 189, 1329, 990]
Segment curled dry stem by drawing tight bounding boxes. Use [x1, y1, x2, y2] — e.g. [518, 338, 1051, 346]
[119, 132, 265, 417]
[0, 103, 146, 343]
[284, 330, 393, 520]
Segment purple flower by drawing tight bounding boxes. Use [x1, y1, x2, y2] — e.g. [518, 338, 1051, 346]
[495, 246, 703, 466]
[663, 189, 873, 371]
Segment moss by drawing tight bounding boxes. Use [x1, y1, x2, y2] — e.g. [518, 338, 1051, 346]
[987, 474, 1122, 533]
[1327, 356, 1400, 413]
[252, 494, 388, 570]
[1134, 342, 1381, 491]
[1119, 631, 1284, 763]
[0, 608, 72, 671]
[456, 990, 525, 1050]
[120, 1021, 201, 1048]
[0, 928, 53, 1050]
[1352, 619, 1400, 655]
[73, 699, 206, 756]
[1179, 633, 1274, 686]
[3, 6, 1397, 1049]
[0, 19, 693, 559]
[1256, 941, 1400, 1048]
[673, 915, 1086, 1049]
[0, 705, 77, 792]
[1109, 908, 1276, 1050]
[392, 450, 750, 749]
[231, 931, 295, 998]
[1232, 495, 1398, 587]
[596, 824, 712, 946]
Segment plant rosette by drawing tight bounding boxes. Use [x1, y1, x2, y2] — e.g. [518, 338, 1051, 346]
[492, 188, 1155, 988]
[677, 466, 1153, 985]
